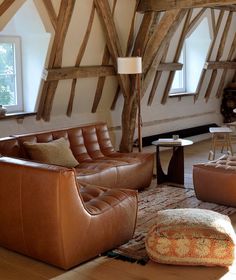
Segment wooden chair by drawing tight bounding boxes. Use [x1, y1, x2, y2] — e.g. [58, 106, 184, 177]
[208, 127, 233, 160]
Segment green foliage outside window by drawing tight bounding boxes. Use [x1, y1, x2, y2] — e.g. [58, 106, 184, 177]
[0, 43, 16, 105]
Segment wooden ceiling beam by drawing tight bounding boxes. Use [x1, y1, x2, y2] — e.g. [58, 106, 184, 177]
[0, 0, 15, 17]
[42, 0, 57, 30]
[213, 5, 236, 11]
[37, 0, 76, 121]
[161, 9, 193, 104]
[67, 3, 95, 117]
[204, 61, 236, 70]
[93, 0, 117, 113]
[204, 11, 233, 102]
[142, 9, 187, 95]
[137, 0, 236, 12]
[94, 0, 130, 97]
[216, 32, 236, 98]
[42, 66, 115, 81]
[147, 44, 169, 106]
[194, 10, 224, 102]
[42, 62, 183, 82]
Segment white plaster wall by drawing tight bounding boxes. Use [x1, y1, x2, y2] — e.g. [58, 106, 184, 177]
[0, 0, 235, 150]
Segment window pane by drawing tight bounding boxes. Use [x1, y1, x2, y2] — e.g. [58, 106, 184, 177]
[170, 48, 185, 94]
[0, 43, 15, 75]
[0, 42, 16, 105]
[0, 75, 16, 105]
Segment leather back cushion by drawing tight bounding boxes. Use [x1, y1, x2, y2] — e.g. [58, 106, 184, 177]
[13, 123, 115, 163]
[0, 137, 21, 157]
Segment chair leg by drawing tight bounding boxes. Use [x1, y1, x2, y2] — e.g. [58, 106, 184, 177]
[226, 134, 233, 155]
[208, 134, 216, 160]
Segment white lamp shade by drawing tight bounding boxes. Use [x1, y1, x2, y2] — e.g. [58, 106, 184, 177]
[117, 57, 142, 74]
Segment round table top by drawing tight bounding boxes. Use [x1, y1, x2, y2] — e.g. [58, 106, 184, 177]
[209, 127, 232, 133]
[152, 138, 193, 147]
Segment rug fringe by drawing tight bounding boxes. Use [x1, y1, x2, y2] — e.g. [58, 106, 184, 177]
[104, 251, 149, 265]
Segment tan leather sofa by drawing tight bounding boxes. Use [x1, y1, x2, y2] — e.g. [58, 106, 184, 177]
[193, 155, 236, 207]
[0, 156, 138, 269]
[0, 122, 153, 268]
[0, 122, 154, 190]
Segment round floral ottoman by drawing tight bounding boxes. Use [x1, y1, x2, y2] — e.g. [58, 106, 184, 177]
[145, 208, 236, 266]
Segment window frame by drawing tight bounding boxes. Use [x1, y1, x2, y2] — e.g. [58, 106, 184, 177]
[0, 36, 23, 113]
[169, 43, 186, 95]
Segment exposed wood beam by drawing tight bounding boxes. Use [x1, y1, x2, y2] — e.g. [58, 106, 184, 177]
[142, 9, 187, 95]
[204, 61, 236, 69]
[157, 63, 183, 71]
[94, 0, 130, 97]
[0, 0, 15, 17]
[161, 9, 192, 104]
[143, 9, 185, 73]
[42, 66, 115, 81]
[147, 44, 169, 106]
[37, 0, 76, 121]
[216, 32, 236, 98]
[194, 10, 224, 102]
[56, 61, 185, 110]
[186, 8, 206, 34]
[110, 0, 140, 111]
[213, 5, 236, 11]
[204, 11, 233, 102]
[211, 9, 216, 37]
[67, 2, 95, 117]
[133, 11, 158, 56]
[42, 0, 57, 30]
[137, 0, 236, 12]
[92, 0, 117, 113]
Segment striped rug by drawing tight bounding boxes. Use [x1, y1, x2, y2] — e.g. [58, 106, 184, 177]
[106, 182, 236, 264]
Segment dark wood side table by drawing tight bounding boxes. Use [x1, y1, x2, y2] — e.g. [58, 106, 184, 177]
[152, 139, 193, 185]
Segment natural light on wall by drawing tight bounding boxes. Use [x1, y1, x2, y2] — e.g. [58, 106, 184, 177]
[0, 0, 50, 113]
[170, 17, 212, 95]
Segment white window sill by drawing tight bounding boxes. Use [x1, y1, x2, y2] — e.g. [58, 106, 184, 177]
[0, 111, 36, 121]
[169, 92, 196, 98]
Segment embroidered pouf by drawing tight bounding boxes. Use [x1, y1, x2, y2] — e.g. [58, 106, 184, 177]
[145, 208, 236, 266]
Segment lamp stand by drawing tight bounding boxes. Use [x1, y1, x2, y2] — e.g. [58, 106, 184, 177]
[137, 72, 142, 152]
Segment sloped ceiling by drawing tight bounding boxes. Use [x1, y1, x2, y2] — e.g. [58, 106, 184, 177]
[1, 0, 236, 151]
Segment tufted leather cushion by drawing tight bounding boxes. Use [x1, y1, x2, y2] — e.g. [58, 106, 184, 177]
[145, 209, 236, 267]
[4, 122, 154, 190]
[193, 155, 236, 207]
[23, 137, 79, 168]
[0, 156, 138, 269]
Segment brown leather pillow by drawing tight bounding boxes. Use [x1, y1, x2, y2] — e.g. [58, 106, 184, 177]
[23, 137, 79, 168]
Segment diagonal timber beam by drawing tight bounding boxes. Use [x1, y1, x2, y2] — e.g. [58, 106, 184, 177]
[137, 0, 236, 12]
[92, 0, 117, 113]
[204, 11, 233, 102]
[142, 9, 187, 96]
[94, 0, 130, 97]
[0, 0, 15, 17]
[161, 9, 193, 105]
[67, 2, 95, 116]
[37, 0, 76, 121]
[194, 9, 224, 102]
[42, 0, 57, 30]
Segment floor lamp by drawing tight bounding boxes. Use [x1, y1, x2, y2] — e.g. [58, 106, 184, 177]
[117, 56, 143, 152]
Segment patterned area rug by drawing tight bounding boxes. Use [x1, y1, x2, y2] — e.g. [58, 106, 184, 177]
[106, 183, 236, 264]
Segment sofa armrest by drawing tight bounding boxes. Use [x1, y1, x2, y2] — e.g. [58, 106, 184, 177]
[0, 156, 87, 268]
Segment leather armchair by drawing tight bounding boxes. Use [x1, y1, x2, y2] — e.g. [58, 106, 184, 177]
[0, 156, 138, 269]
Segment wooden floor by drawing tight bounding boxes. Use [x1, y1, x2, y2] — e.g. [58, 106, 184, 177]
[1, 139, 236, 280]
